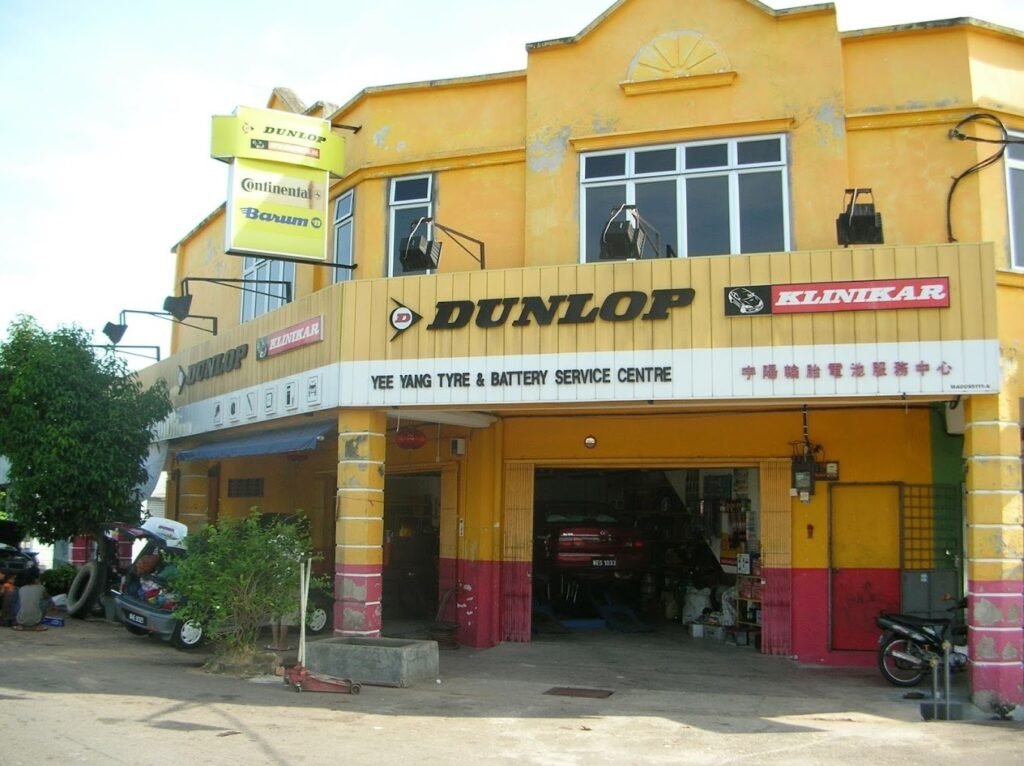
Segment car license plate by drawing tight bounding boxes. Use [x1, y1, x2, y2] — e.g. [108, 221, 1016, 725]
[126, 611, 147, 626]
[592, 559, 616, 567]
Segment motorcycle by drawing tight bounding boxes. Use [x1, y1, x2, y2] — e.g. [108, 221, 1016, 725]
[875, 599, 968, 687]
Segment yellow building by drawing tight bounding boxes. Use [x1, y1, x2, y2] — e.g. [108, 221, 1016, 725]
[134, 0, 1022, 709]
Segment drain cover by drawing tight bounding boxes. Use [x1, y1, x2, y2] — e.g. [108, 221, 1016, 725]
[544, 687, 614, 699]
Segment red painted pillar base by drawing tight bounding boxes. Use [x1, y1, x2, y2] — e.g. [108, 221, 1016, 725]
[968, 582, 1024, 707]
[334, 563, 382, 637]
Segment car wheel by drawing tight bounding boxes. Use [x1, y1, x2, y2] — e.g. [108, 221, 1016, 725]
[124, 623, 149, 637]
[170, 619, 204, 650]
[66, 562, 102, 618]
[307, 602, 331, 634]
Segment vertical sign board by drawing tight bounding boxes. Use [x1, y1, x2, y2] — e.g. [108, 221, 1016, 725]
[211, 106, 344, 263]
[225, 158, 329, 261]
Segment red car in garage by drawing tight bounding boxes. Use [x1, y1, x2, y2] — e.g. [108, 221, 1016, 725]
[536, 508, 649, 579]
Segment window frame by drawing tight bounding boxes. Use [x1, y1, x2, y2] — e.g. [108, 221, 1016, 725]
[1005, 133, 1024, 270]
[332, 189, 355, 284]
[578, 134, 790, 262]
[240, 255, 295, 323]
[389, 174, 434, 277]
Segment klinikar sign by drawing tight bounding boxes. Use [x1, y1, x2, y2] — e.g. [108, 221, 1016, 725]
[212, 106, 342, 263]
[256, 316, 323, 360]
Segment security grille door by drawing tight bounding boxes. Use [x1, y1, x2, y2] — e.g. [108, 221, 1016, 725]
[501, 464, 535, 642]
[899, 484, 962, 617]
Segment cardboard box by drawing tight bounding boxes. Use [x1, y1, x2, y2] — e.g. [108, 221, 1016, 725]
[704, 626, 725, 641]
[726, 629, 752, 646]
[42, 616, 65, 627]
[689, 623, 704, 638]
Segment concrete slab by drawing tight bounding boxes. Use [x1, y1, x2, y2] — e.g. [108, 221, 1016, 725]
[305, 636, 439, 687]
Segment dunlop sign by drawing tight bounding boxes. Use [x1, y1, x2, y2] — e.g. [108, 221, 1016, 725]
[211, 106, 344, 176]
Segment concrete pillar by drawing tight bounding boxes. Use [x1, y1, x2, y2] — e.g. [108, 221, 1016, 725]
[334, 410, 387, 637]
[964, 391, 1024, 709]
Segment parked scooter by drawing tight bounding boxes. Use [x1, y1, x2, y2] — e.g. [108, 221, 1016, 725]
[875, 598, 968, 686]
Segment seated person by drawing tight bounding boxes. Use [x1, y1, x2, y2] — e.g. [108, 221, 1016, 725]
[13, 569, 51, 631]
[1, 571, 18, 627]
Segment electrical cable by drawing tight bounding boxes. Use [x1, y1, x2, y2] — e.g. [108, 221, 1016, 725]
[945, 112, 1024, 243]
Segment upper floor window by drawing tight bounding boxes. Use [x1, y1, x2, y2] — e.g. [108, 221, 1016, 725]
[332, 190, 355, 284]
[241, 256, 294, 322]
[579, 135, 790, 262]
[389, 175, 433, 276]
[1006, 138, 1024, 269]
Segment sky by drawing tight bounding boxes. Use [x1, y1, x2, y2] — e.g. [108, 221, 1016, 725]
[2, 0, 1023, 363]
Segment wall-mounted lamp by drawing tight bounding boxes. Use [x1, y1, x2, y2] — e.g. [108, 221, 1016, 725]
[600, 204, 663, 260]
[163, 277, 294, 321]
[400, 217, 485, 273]
[102, 309, 218, 345]
[835, 188, 883, 246]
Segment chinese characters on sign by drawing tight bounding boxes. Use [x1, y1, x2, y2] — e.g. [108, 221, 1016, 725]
[741, 360, 953, 381]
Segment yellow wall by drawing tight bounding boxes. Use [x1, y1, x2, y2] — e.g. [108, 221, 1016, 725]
[167, 1, 1024, 358]
[499, 405, 933, 571]
[998, 272, 1024, 399]
[522, 0, 845, 264]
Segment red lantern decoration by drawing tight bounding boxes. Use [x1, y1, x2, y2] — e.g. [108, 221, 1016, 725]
[395, 427, 427, 450]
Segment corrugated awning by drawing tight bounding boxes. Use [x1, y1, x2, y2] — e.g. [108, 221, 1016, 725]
[176, 421, 335, 461]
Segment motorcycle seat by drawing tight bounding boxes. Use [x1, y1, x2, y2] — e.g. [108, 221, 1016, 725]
[876, 612, 950, 633]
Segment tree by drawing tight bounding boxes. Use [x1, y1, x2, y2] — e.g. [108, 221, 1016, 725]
[0, 316, 171, 542]
[169, 511, 316, 658]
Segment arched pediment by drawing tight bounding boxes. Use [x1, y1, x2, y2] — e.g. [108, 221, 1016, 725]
[622, 30, 736, 95]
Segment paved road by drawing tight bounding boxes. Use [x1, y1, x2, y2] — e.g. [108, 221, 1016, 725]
[1, 617, 1021, 765]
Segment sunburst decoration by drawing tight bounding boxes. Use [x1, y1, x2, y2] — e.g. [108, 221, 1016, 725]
[627, 30, 730, 82]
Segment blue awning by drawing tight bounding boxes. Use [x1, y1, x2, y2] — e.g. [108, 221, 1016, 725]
[176, 421, 335, 461]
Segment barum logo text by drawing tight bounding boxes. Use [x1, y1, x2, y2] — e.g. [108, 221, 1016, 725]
[241, 207, 320, 229]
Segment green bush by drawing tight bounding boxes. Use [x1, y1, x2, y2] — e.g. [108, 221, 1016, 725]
[41, 565, 77, 595]
[170, 510, 317, 655]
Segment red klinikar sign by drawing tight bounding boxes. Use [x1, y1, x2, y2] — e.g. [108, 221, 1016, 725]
[771, 277, 949, 314]
[256, 316, 324, 360]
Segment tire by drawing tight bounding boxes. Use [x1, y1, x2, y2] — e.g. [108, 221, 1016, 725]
[170, 619, 204, 650]
[66, 562, 102, 618]
[306, 601, 331, 635]
[124, 623, 149, 636]
[878, 637, 928, 686]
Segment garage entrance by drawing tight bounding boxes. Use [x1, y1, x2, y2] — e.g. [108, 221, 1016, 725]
[382, 473, 441, 626]
[530, 466, 761, 641]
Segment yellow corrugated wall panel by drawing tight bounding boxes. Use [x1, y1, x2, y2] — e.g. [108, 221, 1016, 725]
[502, 464, 535, 564]
[439, 465, 459, 561]
[760, 459, 792, 656]
[332, 244, 997, 366]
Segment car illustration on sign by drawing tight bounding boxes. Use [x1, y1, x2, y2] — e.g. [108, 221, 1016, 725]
[726, 286, 766, 315]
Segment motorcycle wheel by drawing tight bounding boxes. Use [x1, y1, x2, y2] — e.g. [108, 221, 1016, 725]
[878, 637, 927, 686]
